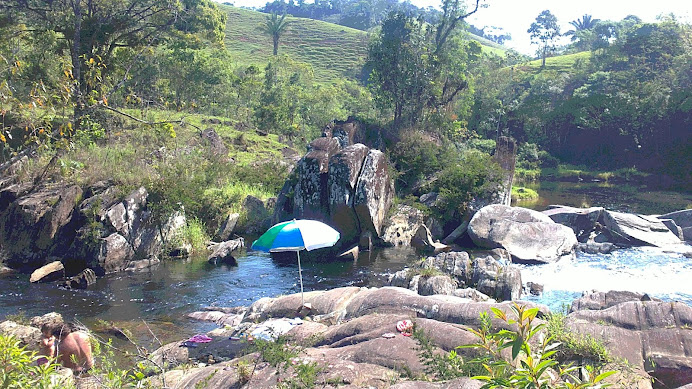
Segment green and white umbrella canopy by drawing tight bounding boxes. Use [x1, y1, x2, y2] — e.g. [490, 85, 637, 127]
[251, 219, 340, 306]
[251, 219, 340, 253]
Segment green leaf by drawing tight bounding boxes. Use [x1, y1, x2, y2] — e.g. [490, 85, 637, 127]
[594, 370, 617, 382]
[491, 307, 507, 321]
[511, 338, 523, 359]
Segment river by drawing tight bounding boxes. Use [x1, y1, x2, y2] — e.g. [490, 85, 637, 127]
[0, 180, 690, 350]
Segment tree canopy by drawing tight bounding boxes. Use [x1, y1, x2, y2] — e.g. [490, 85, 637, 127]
[528, 10, 560, 67]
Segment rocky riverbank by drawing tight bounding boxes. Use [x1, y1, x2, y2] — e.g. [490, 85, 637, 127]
[4, 261, 692, 388]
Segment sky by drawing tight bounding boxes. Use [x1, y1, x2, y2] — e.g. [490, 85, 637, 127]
[218, 0, 692, 55]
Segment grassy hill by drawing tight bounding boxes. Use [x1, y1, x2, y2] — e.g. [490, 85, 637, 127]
[516, 51, 592, 74]
[221, 4, 506, 83]
[222, 5, 369, 83]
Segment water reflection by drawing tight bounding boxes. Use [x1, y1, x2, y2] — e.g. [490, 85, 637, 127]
[0, 247, 418, 345]
[515, 181, 691, 214]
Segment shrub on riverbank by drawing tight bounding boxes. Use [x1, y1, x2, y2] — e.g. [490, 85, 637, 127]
[0, 334, 66, 388]
[511, 186, 539, 202]
[415, 304, 616, 387]
[11, 109, 294, 241]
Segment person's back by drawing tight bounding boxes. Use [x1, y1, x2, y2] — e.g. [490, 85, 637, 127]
[39, 320, 94, 374]
[56, 330, 93, 373]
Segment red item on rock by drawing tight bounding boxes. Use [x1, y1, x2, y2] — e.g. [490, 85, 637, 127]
[396, 320, 413, 336]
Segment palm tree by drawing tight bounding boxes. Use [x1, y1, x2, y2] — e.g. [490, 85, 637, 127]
[262, 12, 291, 56]
[564, 14, 601, 41]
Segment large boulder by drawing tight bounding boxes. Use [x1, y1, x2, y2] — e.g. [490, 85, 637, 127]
[603, 210, 682, 247]
[216, 212, 239, 241]
[422, 251, 473, 286]
[0, 185, 82, 269]
[272, 138, 395, 250]
[382, 205, 427, 247]
[389, 250, 520, 301]
[236, 195, 271, 235]
[293, 138, 341, 221]
[418, 275, 457, 296]
[543, 205, 605, 243]
[471, 253, 522, 301]
[659, 209, 692, 242]
[327, 144, 369, 244]
[354, 149, 395, 242]
[468, 204, 578, 263]
[0, 320, 42, 351]
[91, 233, 136, 274]
[100, 186, 187, 262]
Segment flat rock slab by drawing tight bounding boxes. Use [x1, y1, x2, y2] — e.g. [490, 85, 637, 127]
[390, 377, 484, 389]
[603, 210, 682, 247]
[30, 261, 64, 283]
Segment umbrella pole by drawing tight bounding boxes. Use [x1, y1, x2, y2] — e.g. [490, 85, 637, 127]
[297, 250, 304, 306]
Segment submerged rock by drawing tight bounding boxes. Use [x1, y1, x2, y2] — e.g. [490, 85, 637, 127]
[207, 238, 244, 265]
[59, 268, 97, 289]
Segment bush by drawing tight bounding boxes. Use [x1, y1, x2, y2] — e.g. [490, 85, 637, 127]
[458, 304, 616, 388]
[0, 334, 67, 388]
[467, 138, 497, 155]
[511, 186, 539, 201]
[431, 150, 503, 215]
[517, 143, 559, 170]
[389, 131, 453, 193]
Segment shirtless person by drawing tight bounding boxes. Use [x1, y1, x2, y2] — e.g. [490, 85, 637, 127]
[39, 320, 94, 374]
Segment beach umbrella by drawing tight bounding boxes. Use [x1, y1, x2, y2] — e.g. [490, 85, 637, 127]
[251, 219, 340, 306]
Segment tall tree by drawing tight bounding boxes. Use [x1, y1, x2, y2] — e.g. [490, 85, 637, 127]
[367, 0, 481, 127]
[0, 0, 226, 124]
[261, 12, 292, 56]
[565, 14, 601, 41]
[528, 10, 560, 67]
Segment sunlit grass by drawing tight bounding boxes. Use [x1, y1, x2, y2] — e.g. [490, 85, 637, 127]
[517, 51, 592, 74]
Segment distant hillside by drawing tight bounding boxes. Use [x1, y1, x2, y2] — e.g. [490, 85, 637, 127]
[516, 51, 592, 74]
[222, 5, 369, 83]
[221, 5, 506, 83]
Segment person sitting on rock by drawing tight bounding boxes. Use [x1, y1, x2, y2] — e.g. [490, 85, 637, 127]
[38, 319, 94, 374]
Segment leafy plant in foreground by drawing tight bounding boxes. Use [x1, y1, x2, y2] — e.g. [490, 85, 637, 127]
[459, 303, 616, 388]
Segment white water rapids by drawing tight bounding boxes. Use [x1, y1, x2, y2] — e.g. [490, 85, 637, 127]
[520, 245, 692, 311]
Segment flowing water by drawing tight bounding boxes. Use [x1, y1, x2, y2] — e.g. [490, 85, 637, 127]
[0, 181, 690, 349]
[0, 247, 417, 347]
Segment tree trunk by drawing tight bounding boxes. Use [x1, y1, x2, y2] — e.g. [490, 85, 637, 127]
[71, 0, 83, 126]
[273, 35, 279, 55]
[542, 46, 547, 68]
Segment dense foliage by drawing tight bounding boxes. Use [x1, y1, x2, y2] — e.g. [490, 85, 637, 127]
[480, 17, 692, 188]
[0, 0, 690, 235]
